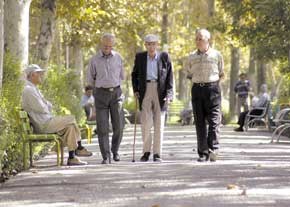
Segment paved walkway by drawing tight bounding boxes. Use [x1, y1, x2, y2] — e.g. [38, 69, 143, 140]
[1, 125, 290, 207]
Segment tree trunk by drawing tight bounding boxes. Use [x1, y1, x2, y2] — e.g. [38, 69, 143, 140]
[52, 20, 62, 67]
[4, 0, 32, 68]
[207, 0, 215, 46]
[0, 0, 4, 90]
[257, 59, 267, 92]
[248, 47, 256, 94]
[178, 67, 188, 101]
[72, 41, 83, 98]
[34, 0, 56, 68]
[229, 47, 240, 119]
[161, 1, 168, 50]
[207, 0, 215, 17]
[65, 45, 69, 69]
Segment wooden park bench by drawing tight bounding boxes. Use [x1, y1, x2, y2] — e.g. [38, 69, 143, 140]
[18, 109, 91, 169]
[167, 102, 185, 123]
[18, 109, 64, 169]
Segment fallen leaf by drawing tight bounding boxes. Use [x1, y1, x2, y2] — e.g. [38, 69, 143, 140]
[227, 184, 238, 190]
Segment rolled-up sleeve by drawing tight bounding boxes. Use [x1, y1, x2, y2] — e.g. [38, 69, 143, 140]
[87, 57, 96, 87]
[218, 53, 224, 76]
[120, 58, 125, 81]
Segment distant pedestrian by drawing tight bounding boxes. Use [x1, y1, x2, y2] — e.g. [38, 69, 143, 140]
[186, 28, 224, 162]
[234, 73, 251, 113]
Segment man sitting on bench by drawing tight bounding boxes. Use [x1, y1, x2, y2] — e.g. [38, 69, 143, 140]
[234, 84, 270, 132]
[81, 85, 96, 121]
[21, 64, 92, 166]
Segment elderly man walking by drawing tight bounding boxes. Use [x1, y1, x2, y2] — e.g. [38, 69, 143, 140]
[87, 33, 125, 164]
[131, 34, 173, 162]
[186, 29, 224, 162]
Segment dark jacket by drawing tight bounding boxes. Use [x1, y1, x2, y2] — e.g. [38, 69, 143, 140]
[131, 51, 173, 111]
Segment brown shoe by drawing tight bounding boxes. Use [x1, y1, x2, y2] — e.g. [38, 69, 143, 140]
[209, 150, 217, 162]
[67, 157, 87, 166]
[75, 148, 93, 157]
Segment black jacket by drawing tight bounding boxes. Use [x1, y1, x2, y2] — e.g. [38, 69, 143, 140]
[131, 51, 173, 111]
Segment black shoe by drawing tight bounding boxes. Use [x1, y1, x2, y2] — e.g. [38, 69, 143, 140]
[140, 152, 150, 162]
[102, 153, 111, 164]
[101, 159, 108, 164]
[197, 155, 209, 162]
[153, 154, 162, 162]
[113, 153, 120, 162]
[234, 127, 244, 132]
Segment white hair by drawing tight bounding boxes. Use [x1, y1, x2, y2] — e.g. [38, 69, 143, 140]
[101, 33, 115, 42]
[196, 29, 211, 40]
[260, 84, 268, 93]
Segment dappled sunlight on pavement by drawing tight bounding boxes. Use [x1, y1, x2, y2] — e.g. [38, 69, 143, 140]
[1, 125, 290, 206]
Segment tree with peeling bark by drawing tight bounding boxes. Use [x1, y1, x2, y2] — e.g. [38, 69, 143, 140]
[4, 0, 32, 69]
[34, 0, 56, 68]
[0, 0, 4, 90]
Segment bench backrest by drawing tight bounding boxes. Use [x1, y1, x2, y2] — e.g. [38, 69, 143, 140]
[18, 110, 33, 136]
[258, 101, 271, 118]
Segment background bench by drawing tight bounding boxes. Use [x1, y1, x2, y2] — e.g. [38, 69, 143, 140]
[167, 102, 185, 123]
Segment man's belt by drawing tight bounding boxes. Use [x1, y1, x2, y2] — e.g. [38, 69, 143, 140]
[97, 86, 120, 92]
[146, 79, 157, 83]
[192, 81, 218, 87]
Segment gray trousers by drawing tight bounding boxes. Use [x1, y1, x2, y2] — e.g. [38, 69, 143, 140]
[237, 96, 249, 114]
[94, 87, 123, 160]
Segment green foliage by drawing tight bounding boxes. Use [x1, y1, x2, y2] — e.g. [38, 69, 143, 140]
[0, 53, 23, 175]
[123, 98, 136, 113]
[41, 65, 84, 123]
[219, 0, 290, 61]
[279, 73, 290, 104]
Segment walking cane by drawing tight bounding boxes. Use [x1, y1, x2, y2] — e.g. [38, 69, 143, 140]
[132, 97, 138, 162]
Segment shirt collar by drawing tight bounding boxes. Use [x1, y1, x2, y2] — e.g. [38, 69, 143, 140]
[97, 50, 115, 58]
[147, 52, 158, 60]
[197, 47, 211, 55]
[26, 80, 37, 87]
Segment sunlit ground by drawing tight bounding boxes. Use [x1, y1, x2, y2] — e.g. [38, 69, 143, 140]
[1, 125, 290, 207]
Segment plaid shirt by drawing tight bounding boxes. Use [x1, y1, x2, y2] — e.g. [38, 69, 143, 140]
[186, 47, 224, 83]
[234, 80, 251, 98]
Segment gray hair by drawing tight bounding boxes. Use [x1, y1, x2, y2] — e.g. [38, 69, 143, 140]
[260, 84, 268, 93]
[101, 33, 115, 42]
[196, 29, 211, 40]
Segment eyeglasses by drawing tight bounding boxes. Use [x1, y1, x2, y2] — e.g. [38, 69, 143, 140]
[195, 37, 204, 41]
[103, 45, 113, 49]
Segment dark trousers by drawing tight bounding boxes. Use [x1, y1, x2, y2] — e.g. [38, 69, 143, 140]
[237, 109, 263, 128]
[191, 83, 221, 157]
[94, 87, 123, 160]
